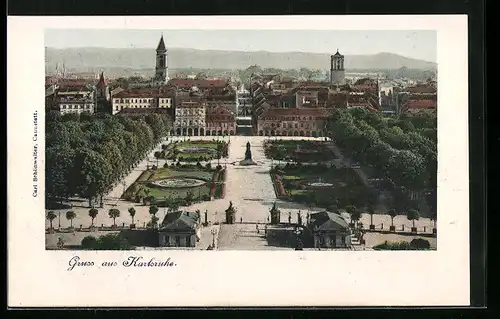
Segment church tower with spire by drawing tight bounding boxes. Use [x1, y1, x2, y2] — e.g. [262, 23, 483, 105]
[153, 34, 168, 86]
[95, 71, 111, 113]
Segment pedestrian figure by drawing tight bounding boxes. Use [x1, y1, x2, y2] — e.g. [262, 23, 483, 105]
[57, 237, 65, 249]
[240, 217, 243, 223]
[256, 224, 259, 233]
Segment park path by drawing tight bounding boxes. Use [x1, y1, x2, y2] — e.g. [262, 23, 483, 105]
[326, 143, 370, 187]
[45, 136, 434, 236]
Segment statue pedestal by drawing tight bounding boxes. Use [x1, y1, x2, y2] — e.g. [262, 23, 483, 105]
[239, 159, 258, 166]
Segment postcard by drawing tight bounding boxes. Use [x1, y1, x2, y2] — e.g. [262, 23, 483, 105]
[7, 15, 469, 307]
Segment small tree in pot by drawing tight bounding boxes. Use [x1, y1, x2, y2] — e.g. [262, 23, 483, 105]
[367, 205, 376, 230]
[128, 207, 136, 229]
[345, 205, 357, 228]
[108, 208, 120, 229]
[429, 209, 437, 234]
[149, 205, 159, 229]
[387, 208, 397, 232]
[88, 208, 98, 231]
[46, 211, 57, 232]
[66, 211, 76, 230]
[407, 209, 420, 233]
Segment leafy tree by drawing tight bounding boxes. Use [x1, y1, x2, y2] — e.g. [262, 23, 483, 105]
[89, 208, 98, 226]
[75, 149, 112, 207]
[149, 216, 160, 229]
[81, 236, 99, 249]
[128, 207, 136, 225]
[406, 209, 420, 228]
[351, 209, 362, 228]
[96, 233, 132, 250]
[367, 205, 376, 227]
[185, 191, 195, 206]
[66, 210, 76, 228]
[216, 143, 224, 165]
[429, 209, 437, 229]
[168, 200, 179, 214]
[47, 211, 57, 229]
[387, 209, 398, 227]
[345, 205, 360, 227]
[45, 145, 76, 203]
[95, 141, 123, 185]
[387, 150, 426, 198]
[149, 205, 159, 217]
[108, 208, 120, 227]
[154, 151, 162, 167]
[410, 238, 430, 249]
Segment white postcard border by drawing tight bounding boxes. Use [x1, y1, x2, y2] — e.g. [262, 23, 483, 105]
[7, 15, 469, 307]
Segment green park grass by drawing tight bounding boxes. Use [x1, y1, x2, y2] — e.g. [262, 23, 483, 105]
[122, 166, 223, 204]
[165, 140, 224, 161]
[273, 165, 371, 208]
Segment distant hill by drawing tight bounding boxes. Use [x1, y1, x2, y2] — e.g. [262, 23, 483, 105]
[45, 47, 437, 74]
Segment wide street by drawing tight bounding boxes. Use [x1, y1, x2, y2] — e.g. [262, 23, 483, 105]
[45, 135, 436, 249]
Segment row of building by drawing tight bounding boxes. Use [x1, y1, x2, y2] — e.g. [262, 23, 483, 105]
[46, 35, 437, 138]
[46, 77, 240, 136]
[157, 206, 353, 250]
[247, 68, 437, 136]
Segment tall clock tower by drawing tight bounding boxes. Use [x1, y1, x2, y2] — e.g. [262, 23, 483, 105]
[154, 34, 169, 86]
[330, 49, 346, 86]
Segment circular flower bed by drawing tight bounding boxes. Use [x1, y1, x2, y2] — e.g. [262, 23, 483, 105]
[178, 147, 216, 154]
[293, 179, 334, 189]
[150, 177, 207, 188]
[307, 181, 334, 188]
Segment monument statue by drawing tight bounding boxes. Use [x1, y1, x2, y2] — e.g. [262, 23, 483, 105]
[245, 141, 252, 160]
[239, 141, 257, 165]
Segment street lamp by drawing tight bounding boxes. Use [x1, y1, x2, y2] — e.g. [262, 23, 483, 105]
[294, 227, 303, 250]
[211, 228, 217, 248]
[313, 225, 320, 250]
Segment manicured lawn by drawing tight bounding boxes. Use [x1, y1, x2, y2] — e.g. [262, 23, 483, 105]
[182, 141, 219, 149]
[165, 140, 227, 161]
[146, 183, 212, 200]
[122, 165, 224, 204]
[149, 168, 213, 181]
[272, 164, 373, 208]
[264, 140, 335, 162]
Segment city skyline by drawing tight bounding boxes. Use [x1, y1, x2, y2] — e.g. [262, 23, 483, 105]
[45, 29, 437, 63]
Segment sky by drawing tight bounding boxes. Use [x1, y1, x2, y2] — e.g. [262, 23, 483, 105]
[45, 29, 437, 62]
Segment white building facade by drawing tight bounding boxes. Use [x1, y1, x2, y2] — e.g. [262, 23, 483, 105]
[111, 89, 173, 115]
[330, 50, 346, 86]
[57, 88, 95, 115]
[174, 100, 206, 136]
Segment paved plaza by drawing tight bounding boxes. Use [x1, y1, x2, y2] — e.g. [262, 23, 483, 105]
[45, 135, 436, 249]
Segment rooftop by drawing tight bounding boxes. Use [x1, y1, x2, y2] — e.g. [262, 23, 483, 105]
[404, 99, 437, 109]
[114, 88, 174, 98]
[157, 35, 167, 52]
[160, 211, 200, 230]
[117, 108, 172, 115]
[407, 85, 437, 94]
[308, 211, 350, 231]
[168, 79, 229, 89]
[259, 107, 333, 118]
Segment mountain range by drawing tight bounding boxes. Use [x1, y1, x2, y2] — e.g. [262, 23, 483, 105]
[45, 47, 437, 73]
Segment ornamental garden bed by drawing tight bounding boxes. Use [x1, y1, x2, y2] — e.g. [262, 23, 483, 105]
[164, 140, 228, 162]
[121, 164, 224, 205]
[263, 140, 336, 163]
[271, 164, 373, 209]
